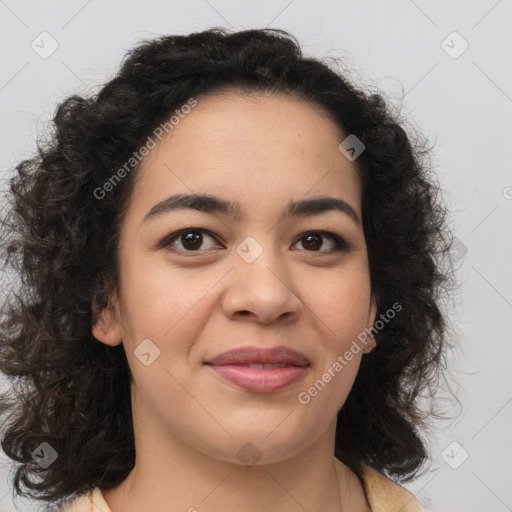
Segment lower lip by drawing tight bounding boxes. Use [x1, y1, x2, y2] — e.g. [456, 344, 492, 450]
[206, 364, 309, 393]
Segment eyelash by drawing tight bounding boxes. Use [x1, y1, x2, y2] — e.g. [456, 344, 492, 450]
[160, 228, 351, 256]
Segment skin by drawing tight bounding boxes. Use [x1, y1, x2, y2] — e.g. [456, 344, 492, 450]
[93, 90, 377, 512]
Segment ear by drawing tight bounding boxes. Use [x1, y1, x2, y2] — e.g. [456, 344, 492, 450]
[91, 291, 123, 347]
[362, 295, 378, 354]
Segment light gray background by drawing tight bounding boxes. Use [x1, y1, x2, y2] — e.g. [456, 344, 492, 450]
[0, 1, 511, 511]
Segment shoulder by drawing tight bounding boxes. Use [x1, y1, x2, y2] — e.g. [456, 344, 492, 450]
[361, 464, 424, 512]
[55, 488, 112, 512]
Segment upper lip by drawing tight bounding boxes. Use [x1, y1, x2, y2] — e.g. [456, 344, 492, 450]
[205, 345, 310, 366]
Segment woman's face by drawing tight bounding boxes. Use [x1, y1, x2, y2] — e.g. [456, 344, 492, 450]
[94, 90, 377, 465]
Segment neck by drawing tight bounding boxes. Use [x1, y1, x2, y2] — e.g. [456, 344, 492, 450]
[102, 391, 369, 511]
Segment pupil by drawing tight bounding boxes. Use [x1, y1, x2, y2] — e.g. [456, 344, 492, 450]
[304, 234, 321, 251]
[182, 231, 202, 250]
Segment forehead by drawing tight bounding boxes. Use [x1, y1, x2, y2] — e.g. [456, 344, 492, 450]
[164, 89, 347, 158]
[131, 90, 362, 220]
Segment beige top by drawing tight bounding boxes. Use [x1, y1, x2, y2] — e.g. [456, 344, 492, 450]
[57, 465, 424, 511]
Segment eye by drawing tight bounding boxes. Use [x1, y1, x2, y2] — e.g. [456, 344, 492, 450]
[160, 228, 351, 255]
[162, 228, 220, 253]
[291, 231, 350, 253]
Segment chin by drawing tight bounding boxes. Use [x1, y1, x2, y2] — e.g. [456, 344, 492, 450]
[191, 424, 314, 467]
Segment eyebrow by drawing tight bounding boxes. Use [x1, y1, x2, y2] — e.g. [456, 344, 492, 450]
[141, 193, 361, 226]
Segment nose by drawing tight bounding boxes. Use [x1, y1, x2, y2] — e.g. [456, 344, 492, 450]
[221, 245, 303, 324]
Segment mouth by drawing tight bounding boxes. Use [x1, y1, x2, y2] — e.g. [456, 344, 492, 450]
[204, 345, 310, 393]
[228, 362, 295, 369]
[204, 345, 310, 367]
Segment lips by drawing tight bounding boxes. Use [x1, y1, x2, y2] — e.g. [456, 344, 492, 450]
[205, 345, 310, 367]
[204, 345, 310, 393]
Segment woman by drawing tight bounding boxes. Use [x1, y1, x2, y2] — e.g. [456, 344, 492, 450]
[0, 28, 455, 511]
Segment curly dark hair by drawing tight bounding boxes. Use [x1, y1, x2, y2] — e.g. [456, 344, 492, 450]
[0, 27, 456, 507]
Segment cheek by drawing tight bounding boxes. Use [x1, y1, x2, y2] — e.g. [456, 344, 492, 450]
[306, 356, 361, 418]
[119, 268, 213, 417]
[305, 267, 372, 345]
[298, 270, 371, 408]
[119, 259, 223, 360]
